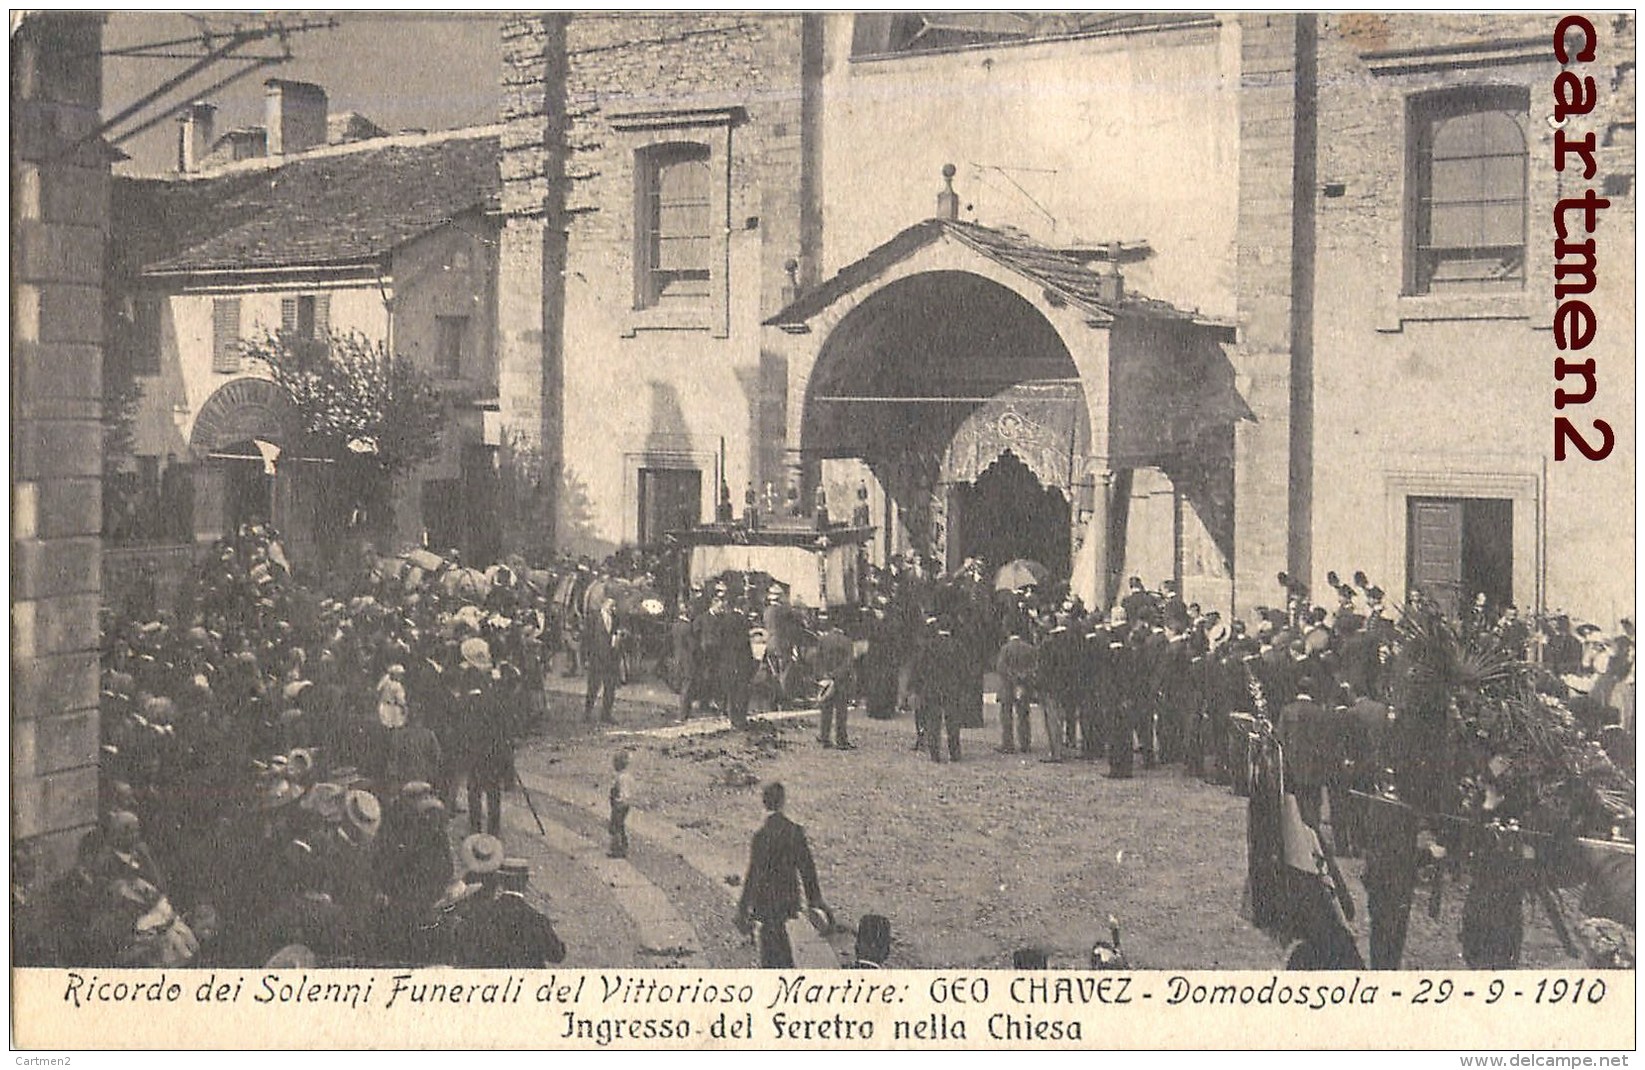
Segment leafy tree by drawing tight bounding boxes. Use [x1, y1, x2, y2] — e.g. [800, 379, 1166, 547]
[242, 328, 446, 546]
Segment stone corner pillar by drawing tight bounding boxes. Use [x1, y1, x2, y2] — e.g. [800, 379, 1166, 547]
[12, 11, 109, 878]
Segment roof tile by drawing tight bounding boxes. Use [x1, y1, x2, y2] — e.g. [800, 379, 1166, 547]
[120, 132, 500, 275]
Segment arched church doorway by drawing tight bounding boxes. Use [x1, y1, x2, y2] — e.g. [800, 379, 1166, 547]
[951, 450, 1070, 575]
[798, 269, 1088, 582]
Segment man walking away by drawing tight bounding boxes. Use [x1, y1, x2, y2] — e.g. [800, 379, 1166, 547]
[456, 639, 509, 837]
[735, 782, 833, 967]
[813, 610, 856, 749]
[994, 630, 1037, 754]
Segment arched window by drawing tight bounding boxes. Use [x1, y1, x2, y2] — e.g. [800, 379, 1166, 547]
[635, 142, 713, 308]
[1408, 88, 1529, 293]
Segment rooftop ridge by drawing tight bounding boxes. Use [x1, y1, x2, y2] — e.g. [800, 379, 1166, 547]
[125, 122, 506, 182]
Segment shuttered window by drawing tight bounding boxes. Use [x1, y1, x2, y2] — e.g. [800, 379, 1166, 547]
[279, 293, 331, 368]
[280, 293, 331, 339]
[211, 297, 241, 373]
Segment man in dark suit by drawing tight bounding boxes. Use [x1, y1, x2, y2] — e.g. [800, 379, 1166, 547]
[458, 859, 567, 967]
[735, 782, 833, 967]
[697, 588, 753, 728]
[584, 595, 621, 724]
[813, 610, 857, 749]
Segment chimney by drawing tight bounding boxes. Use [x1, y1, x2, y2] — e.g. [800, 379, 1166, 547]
[265, 78, 328, 156]
[937, 162, 959, 220]
[176, 101, 216, 173]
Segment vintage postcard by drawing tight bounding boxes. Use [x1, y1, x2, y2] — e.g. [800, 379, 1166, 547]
[10, 9, 1635, 1052]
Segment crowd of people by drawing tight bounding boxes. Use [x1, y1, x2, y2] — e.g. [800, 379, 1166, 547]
[668, 554, 1633, 788]
[13, 518, 1633, 972]
[13, 527, 571, 969]
[653, 551, 1634, 970]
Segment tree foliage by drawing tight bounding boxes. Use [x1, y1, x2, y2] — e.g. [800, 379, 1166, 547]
[243, 328, 446, 478]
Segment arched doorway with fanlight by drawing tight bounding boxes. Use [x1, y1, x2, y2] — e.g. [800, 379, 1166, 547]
[187, 376, 304, 551]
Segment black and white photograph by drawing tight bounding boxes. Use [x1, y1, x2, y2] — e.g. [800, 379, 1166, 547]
[10, 8, 1636, 1050]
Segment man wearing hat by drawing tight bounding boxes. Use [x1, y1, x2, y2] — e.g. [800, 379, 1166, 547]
[994, 629, 1038, 754]
[458, 859, 566, 967]
[763, 587, 800, 683]
[812, 610, 856, 749]
[1108, 611, 1143, 779]
[425, 833, 505, 963]
[584, 595, 622, 724]
[454, 638, 511, 837]
[735, 782, 833, 967]
[698, 587, 753, 728]
[670, 608, 702, 718]
[860, 597, 901, 721]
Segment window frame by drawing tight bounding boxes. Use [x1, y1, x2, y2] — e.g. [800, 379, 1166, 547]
[634, 142, 716, 311]
[610, 107, 742, 338]
[435, 313, 468, 379]
[1404, 86, 1530, 297]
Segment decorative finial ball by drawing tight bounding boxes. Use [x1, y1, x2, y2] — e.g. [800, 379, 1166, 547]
[941, 163, 957, 180]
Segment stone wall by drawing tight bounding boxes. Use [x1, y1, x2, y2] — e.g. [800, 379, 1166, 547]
[1308, 12, 1636, 623]
[497, 14, 812, 553]
[12, 12, 109, 876]
[1231, 14, 1303, 619]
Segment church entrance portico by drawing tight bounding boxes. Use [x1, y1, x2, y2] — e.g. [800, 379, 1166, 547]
[765, 214, 1244, 613]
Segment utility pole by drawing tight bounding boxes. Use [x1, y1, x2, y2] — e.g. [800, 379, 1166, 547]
[497, 14, 571, 553]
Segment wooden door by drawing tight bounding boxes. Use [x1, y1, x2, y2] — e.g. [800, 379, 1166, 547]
[1408, 497, 1464, 617]
[639, 468, 701, 546]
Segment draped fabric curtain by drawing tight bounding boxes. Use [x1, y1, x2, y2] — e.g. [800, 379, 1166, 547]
[941, 384, 1085, 493]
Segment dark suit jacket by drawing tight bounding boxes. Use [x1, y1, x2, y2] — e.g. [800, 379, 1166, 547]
[736, 812, 822, 923]
[585, 610, 622, 670]
[460, 893, 566, 967]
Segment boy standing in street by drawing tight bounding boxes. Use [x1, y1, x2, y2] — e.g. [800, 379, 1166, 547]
[609, 751, 634, 858]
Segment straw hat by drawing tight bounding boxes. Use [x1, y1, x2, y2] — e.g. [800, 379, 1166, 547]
[459, 637, 492, 671]
[459, 833, 505, 875]
[285, 747, 316, 780]
[344, 790, 382, 838]
[265, 944, 316, 969]
[300, 782, 347, 821]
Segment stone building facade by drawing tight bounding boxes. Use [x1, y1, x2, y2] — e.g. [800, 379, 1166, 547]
[496, 11, 1634, 625]
[13, 12, 111, 872]
[108, 121, 504, 573]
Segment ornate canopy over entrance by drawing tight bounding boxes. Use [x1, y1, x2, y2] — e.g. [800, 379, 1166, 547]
[764, 217, 1244, 609]
[942, 381, 1084, 491]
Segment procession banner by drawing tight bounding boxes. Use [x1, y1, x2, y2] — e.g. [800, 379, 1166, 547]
[12, 968, 1634, 1050]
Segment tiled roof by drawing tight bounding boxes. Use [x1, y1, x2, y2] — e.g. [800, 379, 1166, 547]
[123, 130, 501, 276]
[765, 218, 1207, 328]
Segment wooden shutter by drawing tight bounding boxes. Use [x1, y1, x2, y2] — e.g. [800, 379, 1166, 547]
[132, 296, 162, 376]
[314, 293, 330, 336]
[212, 298, 241, 373]
[280, 296, 298, 335]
